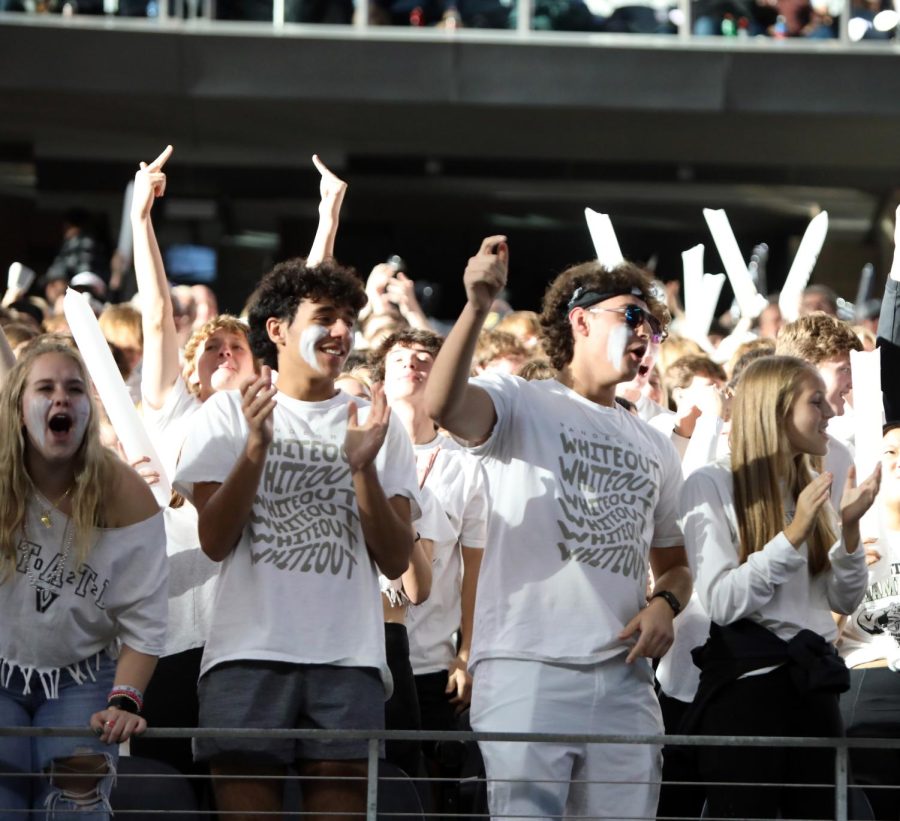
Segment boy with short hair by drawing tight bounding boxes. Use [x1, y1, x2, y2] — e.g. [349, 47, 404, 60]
[175, 257, 419, 821]
[776, 311, 862, 457]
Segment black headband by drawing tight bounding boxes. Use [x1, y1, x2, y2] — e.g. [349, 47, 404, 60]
[566, 285, 645, 314]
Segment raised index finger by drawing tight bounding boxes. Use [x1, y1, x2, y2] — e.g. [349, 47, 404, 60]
[148, 144, 174, 171]
[312, 153, 330, 176]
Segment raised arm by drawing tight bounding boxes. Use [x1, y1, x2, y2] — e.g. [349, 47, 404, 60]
[132, 145, 182, 411]
[306, 154, 348, 266]
[424, 236, 508, 443]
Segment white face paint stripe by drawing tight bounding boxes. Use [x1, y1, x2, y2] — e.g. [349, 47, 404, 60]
[300, 325, 330, 373]
[606, 322, 630, 370]
[23, 396, 53, 452]
[70, 396, 91, 446]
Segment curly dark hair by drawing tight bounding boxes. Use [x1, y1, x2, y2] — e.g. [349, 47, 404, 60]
[538, 261, 669, 371]
[247, 258, 367, 370]
[368, 328, 444, 383]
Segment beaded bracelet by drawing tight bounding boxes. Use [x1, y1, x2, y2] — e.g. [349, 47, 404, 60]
[107, 694, 141, 714]
[107, 685, 145, 714]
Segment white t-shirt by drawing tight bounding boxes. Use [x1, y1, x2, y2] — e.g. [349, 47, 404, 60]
[466, 374, 684, 669]
[142, 375, 216, 657]
[637, 395, 671, 424]
[141, 375, 201, 481]
[406, 435, 489, 675]
[174, 388, 420, 691]
[828, 406, 856, 456]
[0, 502, 168, 697]
[379, 484, 450, 606]
[839, 528, 900, 669]
[680, 460, 868, 644]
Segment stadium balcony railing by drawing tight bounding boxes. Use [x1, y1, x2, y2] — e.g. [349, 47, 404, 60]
[0, 0, 898, 46]
[0, 725, 897, 819]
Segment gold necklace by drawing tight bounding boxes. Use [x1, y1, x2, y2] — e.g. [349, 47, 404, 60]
[33, 485, 74, 529]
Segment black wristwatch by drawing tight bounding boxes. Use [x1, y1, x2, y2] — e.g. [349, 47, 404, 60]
[650, 590, 682, 616]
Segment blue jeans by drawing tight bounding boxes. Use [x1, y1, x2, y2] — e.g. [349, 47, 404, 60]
[0, 653, 118, 819]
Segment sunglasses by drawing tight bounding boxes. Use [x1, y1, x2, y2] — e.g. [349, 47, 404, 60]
[588, 304, 665, 343]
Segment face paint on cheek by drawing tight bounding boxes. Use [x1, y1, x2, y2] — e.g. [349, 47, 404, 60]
[606, 323, 630, 370]
[300, 325, 330, 373]
[70, 396, 91, 445]
[23, 396, 53, 451]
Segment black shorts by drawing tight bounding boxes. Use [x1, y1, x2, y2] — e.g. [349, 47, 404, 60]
[195, 660, 384, 764]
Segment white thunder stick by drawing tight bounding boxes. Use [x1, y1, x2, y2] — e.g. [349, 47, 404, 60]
[850, 347, 883, 541]
[682, 244, 725, 349]
[703, 208, 768, 320]
[585, 208, 625, 270]
[779, 211, 829, 323]
[64, 288, 171, 506]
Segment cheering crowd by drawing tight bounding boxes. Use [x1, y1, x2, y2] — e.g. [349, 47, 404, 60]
[0, 145, 899, 821]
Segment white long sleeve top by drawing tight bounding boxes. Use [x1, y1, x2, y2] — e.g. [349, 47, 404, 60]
[680, 461, 867, 644]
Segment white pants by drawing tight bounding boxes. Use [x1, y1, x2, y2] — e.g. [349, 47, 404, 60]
[470, 657, 663, 821]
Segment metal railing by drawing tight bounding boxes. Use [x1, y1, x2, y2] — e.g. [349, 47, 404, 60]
[2, 725, 899, 819]
[0, 0, 898, 46]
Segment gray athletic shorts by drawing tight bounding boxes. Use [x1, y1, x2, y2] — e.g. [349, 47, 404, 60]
[194, 660, 384, 764]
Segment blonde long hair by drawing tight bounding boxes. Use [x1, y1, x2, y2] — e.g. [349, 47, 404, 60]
[0, 338, 120, 579]
[730, 355, 836, 575]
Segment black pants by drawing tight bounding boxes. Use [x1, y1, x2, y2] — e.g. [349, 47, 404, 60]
[130, 647, 207, 799]
[841, 668, 900, 821]
[657, 691, 706, 821]
[384, 623, 422, 779]
[697, 665, 843, 820]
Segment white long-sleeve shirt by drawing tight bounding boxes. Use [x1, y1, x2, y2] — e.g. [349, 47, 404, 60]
[680, 461, 867, 644]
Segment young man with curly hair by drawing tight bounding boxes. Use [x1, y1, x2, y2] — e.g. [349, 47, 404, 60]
[425, 237, 691, 819]
[175, 257, 420, 821]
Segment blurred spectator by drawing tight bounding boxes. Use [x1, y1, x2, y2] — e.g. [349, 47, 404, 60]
[799, 283, 839, 316]
[171, 285, 198, 348]
[70, 271, 107, 302]
[41, 268, 69, 314]
[725, 337, 776, 381]
[595, 0, 673, 32]
[519, 0, 598, 30]
[756, 297, 784, 340]
[216, 0, 352, 21]
[98, 304, 144, 404]
[191, 285, 219, 330]
[656, 333, 704, 374]
[495, 310, 543, 352]
[368, 0, 510, 27]
[46, 208, 109, 286]
[473, 328, 529, 375]
[4, 301, 44, 331]
[42, 313, 70, 335]
[518, 358, 556, 381]
[855, 298, 881, 334]
[847, 0, 897, 39]
[0, 321, 39, 355]
[853, 324, 877, 351]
